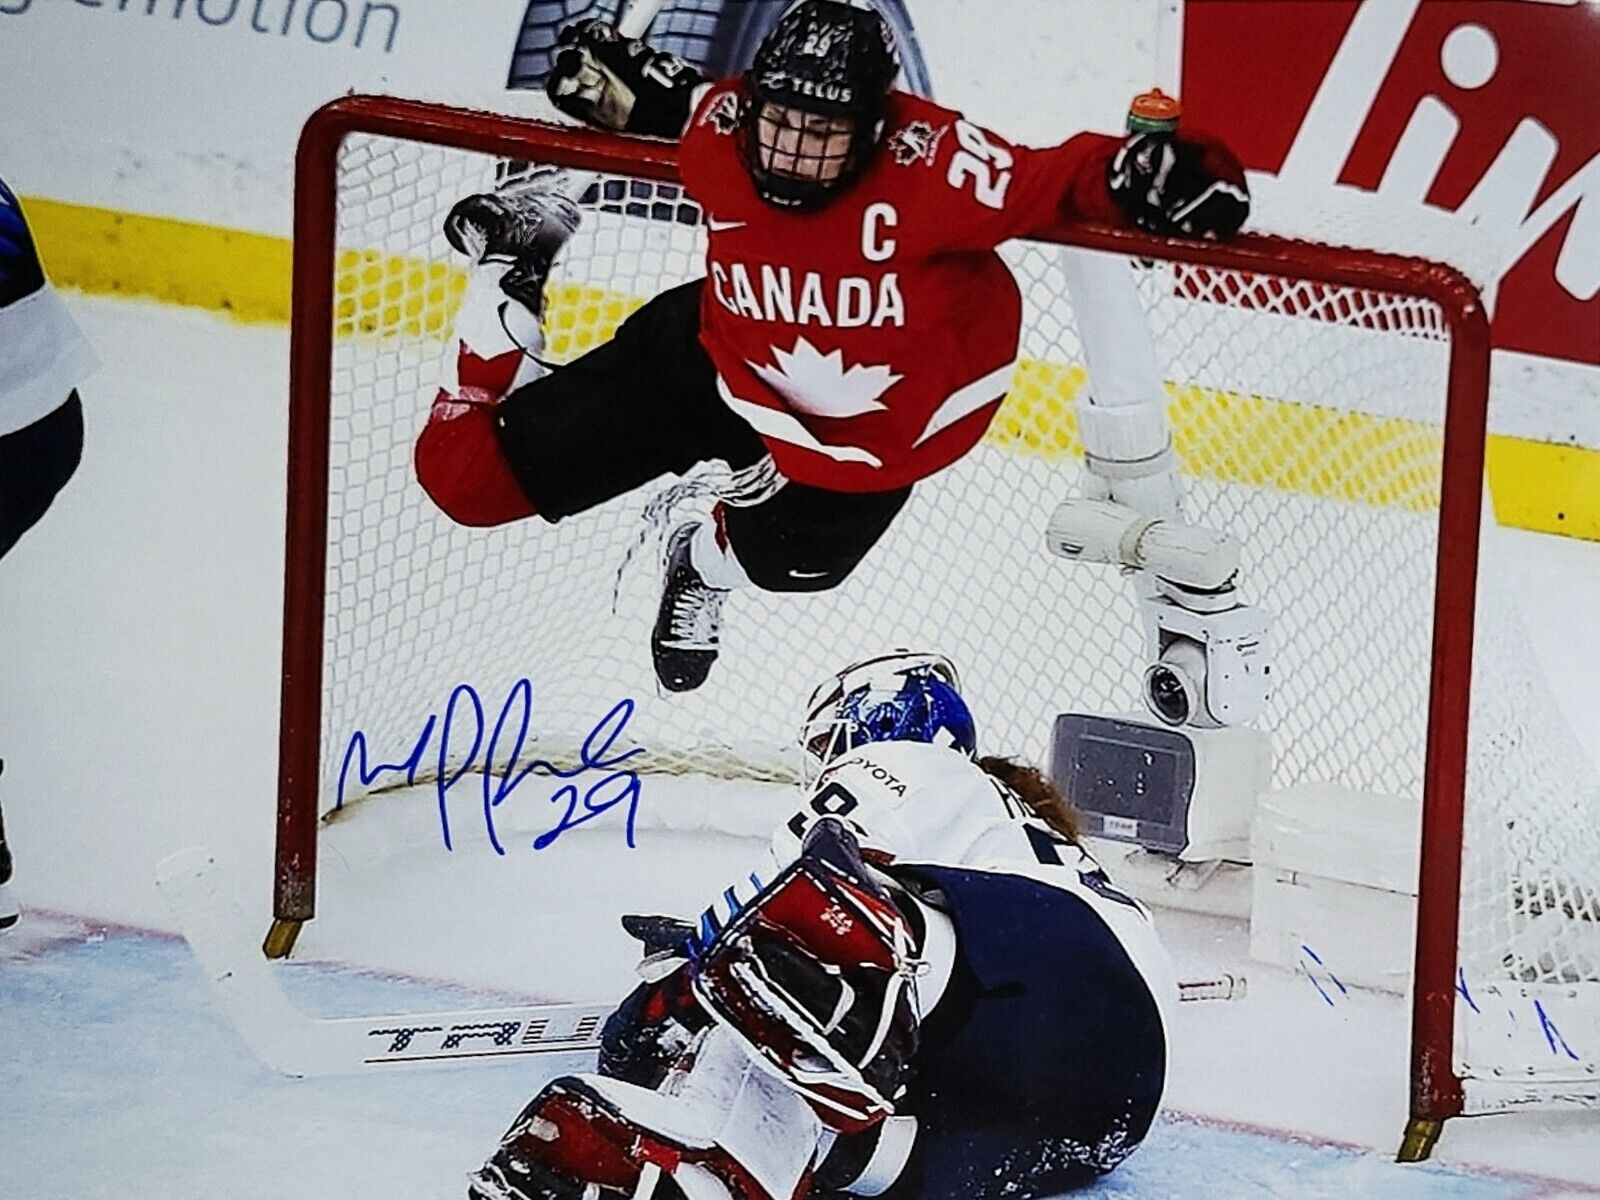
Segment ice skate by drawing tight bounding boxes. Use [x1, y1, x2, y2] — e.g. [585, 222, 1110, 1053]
[0, 761, 16, 932]
[651, 523, 729, 694]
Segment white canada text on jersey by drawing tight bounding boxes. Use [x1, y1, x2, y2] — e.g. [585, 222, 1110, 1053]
[709, 261, 907, 329]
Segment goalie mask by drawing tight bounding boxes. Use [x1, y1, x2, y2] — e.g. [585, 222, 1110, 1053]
[741, 0, 899, 209]
[800, 651, 976, 782]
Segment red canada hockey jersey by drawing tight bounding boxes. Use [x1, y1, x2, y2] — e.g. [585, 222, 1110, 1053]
[676, 82, 1121, 493]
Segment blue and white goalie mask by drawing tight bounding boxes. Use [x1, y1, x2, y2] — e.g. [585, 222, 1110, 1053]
[800, 651, 976, 781]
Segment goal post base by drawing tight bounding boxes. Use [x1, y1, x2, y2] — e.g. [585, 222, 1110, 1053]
[1396, 1117, 1443, 1163]
[263, 917, 304, 961]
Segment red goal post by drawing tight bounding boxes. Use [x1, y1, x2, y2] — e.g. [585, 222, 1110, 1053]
[278, 94, 1560, 1154]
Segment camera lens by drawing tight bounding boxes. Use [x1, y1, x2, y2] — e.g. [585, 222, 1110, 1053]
[1145, 664, 1191, 726]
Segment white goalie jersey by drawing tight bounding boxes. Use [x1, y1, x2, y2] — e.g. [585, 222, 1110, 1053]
[704, 740, 1179, 1032]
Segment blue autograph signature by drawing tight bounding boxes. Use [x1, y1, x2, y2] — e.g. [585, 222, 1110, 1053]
[1299, 944, 1582, 1061]
[335, 678, 644, 854]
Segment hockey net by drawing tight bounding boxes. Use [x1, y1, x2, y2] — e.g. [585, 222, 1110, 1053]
[279, 97, 1600, 1131]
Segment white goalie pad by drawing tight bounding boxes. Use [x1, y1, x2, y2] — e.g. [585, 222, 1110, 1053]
[558, 1027, 823, 1200]
[660, 1026, 825, 1200]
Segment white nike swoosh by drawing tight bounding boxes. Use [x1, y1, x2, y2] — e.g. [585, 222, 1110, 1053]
[705, 217, 747, 232]
[787, 569, 830, 579]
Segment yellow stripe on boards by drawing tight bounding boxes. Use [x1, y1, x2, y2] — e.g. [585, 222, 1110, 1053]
[543, 282, 649, 361]
[23, 195, 1600, 541]
[334, 248, 468, 341]
[1486, 435, 1600, 540]
[24, 197, 292, 323]
[992, 368, 1447, 514]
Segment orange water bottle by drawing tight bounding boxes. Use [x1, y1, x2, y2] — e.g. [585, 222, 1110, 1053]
[1127, 88, 1181, 136]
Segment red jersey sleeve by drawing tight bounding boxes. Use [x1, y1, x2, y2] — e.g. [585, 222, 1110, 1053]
[914, 113, 1123, 252]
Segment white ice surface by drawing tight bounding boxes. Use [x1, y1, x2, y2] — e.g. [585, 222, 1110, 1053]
[1, 296, 1598, 1196]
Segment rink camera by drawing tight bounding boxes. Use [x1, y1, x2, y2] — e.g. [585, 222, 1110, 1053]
[1045, 499, 1275, 864]
[1139, 586, 1272, 729]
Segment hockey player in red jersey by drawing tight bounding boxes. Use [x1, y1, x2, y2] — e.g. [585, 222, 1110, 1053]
[467, 652, 1175, 1200]
[415, 0, 1249, 693]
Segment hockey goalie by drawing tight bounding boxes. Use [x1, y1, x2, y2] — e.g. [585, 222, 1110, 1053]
[468, 652, 1175, 1200]
[413, 0, 1250, 693]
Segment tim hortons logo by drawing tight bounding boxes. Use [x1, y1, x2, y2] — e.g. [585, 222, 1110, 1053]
[1184, 0, 1599, 368]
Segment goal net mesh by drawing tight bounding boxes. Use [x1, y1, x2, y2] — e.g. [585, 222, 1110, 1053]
[303, 127, 1600, 1102]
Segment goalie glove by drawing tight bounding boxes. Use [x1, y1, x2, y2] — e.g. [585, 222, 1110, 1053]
[546, 19, 706, 138]
[691, 819, 921, 1135]
[1107, 129, 1250, 240]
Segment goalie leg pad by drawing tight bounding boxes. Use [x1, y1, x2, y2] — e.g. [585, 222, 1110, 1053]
[692, 820, 920, 1133]
[474, 1036, 821, 1200]
[473, 1074, 714, 1200]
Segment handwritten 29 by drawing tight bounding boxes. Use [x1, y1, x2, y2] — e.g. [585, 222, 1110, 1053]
[335, 678, 644, 854]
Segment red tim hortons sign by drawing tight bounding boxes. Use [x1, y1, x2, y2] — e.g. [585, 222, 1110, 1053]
[1181, 0, 1598, 372]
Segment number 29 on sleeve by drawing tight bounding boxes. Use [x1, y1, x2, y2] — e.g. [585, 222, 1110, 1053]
[947, 119, 1013, 210]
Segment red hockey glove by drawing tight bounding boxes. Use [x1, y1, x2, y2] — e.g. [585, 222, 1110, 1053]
[1107, 129, 1250, 240]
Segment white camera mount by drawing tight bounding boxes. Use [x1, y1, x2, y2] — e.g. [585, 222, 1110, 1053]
[1046, 497, 1274, 728]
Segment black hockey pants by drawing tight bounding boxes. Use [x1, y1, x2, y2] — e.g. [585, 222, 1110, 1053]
[0, 392, 83, 561]
[492, 280, 909, 593]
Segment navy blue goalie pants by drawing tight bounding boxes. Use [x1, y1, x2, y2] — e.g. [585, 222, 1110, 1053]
[831, 865, 1168, 1200]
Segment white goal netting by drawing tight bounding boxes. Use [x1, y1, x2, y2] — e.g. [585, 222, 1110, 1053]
[294, 120, 1600, 1109]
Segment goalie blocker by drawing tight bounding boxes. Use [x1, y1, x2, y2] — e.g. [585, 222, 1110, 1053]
[691, 818, 922, 1135]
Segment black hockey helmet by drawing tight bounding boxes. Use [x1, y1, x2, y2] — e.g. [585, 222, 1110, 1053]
[741, 0, 900, 209]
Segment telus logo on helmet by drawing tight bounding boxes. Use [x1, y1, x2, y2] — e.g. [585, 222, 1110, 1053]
[761, 72, 853, 105]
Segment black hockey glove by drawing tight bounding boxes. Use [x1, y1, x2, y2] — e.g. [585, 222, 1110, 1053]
[1108, 129, 1251, 240]
[596, 914, 710, 1088]
[546, 19, 705, 139]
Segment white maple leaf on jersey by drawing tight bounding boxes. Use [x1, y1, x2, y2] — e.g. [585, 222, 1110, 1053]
[749, 337, 903, 419]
